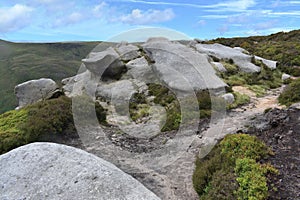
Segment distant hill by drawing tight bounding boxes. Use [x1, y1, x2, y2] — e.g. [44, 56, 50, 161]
[0, 40, 99, 113]
[207, 29, 300, 76]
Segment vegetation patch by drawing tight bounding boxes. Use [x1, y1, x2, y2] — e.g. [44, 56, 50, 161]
[227, 92, 250, 109]
[193, 134, 278, 200]
[278, 78, 300, 106]
[247, 85, 267, 97]
[0, 96, 107, 154]
[147, 84, 227, 132]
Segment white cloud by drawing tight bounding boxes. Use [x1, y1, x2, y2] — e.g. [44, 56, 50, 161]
[53, 12, 85, 27]
[93, 2, 109, 17]
[0, 4, 33, 33]
[119, 8, 175, 25]
[124, 0, 256, 11]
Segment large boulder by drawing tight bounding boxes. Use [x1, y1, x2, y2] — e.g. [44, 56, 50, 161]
[255, 56, 277, 70]
[142, 38, 227, 93]
[0, 143, 160, 200]
[116, 42, 141, 61]
[125, 57, 157, 82]
[195, 43, 261, 73]
[82, 47, 126, 79]
[15, 78, 60, 108]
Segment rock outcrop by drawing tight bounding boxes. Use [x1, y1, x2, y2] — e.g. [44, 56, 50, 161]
[15, 78, 61, 109]
[195, 43, 276, 73]
[142, 38, 227, 92]
[0, 142, 160, 200]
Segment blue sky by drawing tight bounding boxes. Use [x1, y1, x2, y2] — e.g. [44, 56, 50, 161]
[0, 0, 300, 42]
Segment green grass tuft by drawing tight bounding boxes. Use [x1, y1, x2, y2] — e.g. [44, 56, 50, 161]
[278, 78, 300, 106]
[193, 134, 277, 200]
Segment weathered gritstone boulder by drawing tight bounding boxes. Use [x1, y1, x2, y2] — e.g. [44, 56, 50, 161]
[82, 47, 126, 79]
[62, 70, 97, 97]
[15, 78, 60, 108]
[125, 57, 157, 82]
[222, 93, 235, 104]
[115, 42, 141, 61]
[0, 143, 160, 200]
[195, 43, 261, 73]
[282, 73, 291, 81]
[96, 79, 137, 105]
[211, 62, 227, 72]
[142, 38, 227, 93]
[255, 55, 277, 70]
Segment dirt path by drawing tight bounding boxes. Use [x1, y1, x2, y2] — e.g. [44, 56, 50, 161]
[76, 86, 285, 200]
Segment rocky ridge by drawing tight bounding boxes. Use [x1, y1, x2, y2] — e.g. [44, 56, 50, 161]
[10, 38, 282, 200]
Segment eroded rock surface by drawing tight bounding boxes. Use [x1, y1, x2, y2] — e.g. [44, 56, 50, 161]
[0, 142, 160, 200]
[15, 78, 60, 108]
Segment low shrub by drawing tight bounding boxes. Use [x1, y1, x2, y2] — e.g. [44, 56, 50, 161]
[0, 96, 107, 154]
[227, 92, 250, 109]
[193, 134, 277, 200]
[278, 78, 300, 106]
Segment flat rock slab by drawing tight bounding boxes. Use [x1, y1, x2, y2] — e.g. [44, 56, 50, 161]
[0, 142, 160, 200]
[15, 78, 59, 108]
[196, 43, 261, 73]
[142, 39, 227, 93]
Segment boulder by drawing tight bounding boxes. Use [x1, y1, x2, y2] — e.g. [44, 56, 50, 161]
[233, 47, 250, 54]
[82, 47, 126, 79]
[125, 57, 157, 82]
[15, 78, 60, 108]
[195, 43, 261, 73]
[142, 38, 227, 93]
[61, 70, 97, 97]
[211, 62, 227, 72]
[222, 93, 235, 104]
[0, 143, 160, 200]
[282, 73, 291, 81]
[116, 42, 140, 61]
[96, 80, 137, 105]
[255, 56, 277, 70]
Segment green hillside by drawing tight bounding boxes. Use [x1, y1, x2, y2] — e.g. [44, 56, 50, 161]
[0, 40, 99, 114]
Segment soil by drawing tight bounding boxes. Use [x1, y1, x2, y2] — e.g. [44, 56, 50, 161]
[247, 106, 300, 200]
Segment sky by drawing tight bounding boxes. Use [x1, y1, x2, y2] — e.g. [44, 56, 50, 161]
[0, 0, 300, 42]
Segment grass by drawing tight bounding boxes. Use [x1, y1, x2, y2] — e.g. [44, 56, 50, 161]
[218, 58, 282, 96]
[0, 95, 107, 154]
[278, 78, 300, 106]
[193, 134, 278, 200]
[247, 85, 267, 97]
[227, 92, 250, 109]
[0, 40, 99, 114]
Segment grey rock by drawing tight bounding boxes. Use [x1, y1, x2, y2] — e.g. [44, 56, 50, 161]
[96, 80, 137, 105]
[255, 56, 277, 70]
[62, 70, 97, 97]
[222, 93, 235, 104]
[116, 43, 140, 61]
[82, 47, 125, 79]
[282, 73, 291, 81]
[15, 78, 60, 108]
[233, 46, 250, 54]
[196, 43, 261, 73]
[0, 142, 160, 200]
[142, 38, 227, 93]
[211, 62, 227, 72]
[125, 57, 157, 82]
